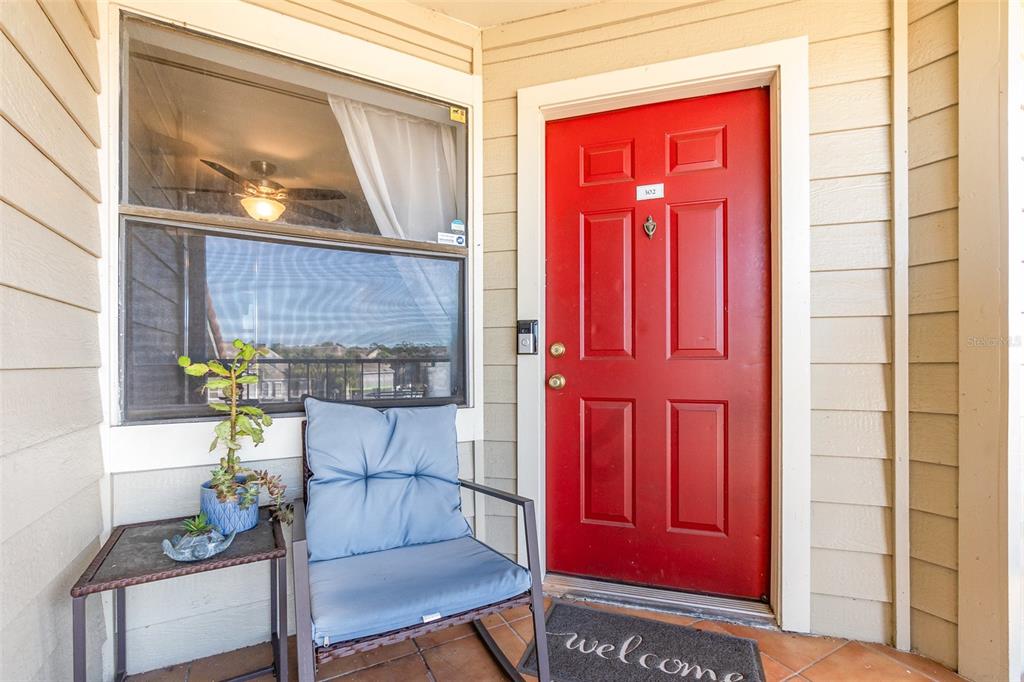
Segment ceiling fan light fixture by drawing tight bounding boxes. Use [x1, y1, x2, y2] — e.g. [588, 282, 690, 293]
[240, 196, 286, 222]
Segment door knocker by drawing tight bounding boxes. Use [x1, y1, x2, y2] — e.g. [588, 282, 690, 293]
[643, 216, 657, 240]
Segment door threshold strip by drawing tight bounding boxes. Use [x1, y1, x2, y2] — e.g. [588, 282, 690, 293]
[543, 573, 777, 628]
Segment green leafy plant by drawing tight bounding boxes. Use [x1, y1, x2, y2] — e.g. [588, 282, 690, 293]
[181, 513, 215, 536]
[179, 339, 293, 523]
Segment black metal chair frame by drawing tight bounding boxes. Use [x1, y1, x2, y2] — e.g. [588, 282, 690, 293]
[293, 424, 551, 681]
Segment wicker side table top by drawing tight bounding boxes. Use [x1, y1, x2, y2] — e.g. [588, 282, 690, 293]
[71, 507, 286, 597]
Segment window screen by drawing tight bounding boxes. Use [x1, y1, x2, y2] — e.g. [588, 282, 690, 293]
[122, 219, 465, 422]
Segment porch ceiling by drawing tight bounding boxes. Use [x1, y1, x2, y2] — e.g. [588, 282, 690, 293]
[407, 0, 602, 28]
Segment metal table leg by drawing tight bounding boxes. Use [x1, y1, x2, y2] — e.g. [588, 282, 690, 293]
[276, 556, 289, 681]
[73, 596, 86, 682]
[115, 587, 127, 682]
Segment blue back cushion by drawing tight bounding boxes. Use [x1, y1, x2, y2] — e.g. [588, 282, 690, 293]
[304, 398, 472, 561]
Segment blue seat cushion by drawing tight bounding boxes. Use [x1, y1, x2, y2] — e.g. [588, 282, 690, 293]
[308, 535, 531, 645]
[304, 398, 471, 561]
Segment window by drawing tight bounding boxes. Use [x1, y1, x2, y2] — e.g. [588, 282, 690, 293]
[119, 16, 470, 422]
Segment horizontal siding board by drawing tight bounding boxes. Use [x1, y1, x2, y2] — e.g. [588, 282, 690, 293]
[811, 222, 891, 271]
[812, 410, 890, 459]
[0, 0, 100, 144]
[483, 365, 516, 403]
[74, 0, 99, 38]
[483, 289, 515, 328]
[482, 0, 785, 64]
[38, 0, 101, 92]
[483, 98, 516, 136]
[909, 412, 958, 466]
[909, 260, 957, 314]
[483, 327, 516, 366]
[0, 425, 103, 542]
[811, 174, 892, 225]
[809, 30, 890, 87]
[909, 157, 958, 216]
[242, 0, 471, 72]
[812, 456, 891, 507]
[910, 510, 958, 569]
[810, 79, 890, 134]
[909, 363, 958, 414]
[483, 250, 516, 289]
[0, 34, 100, 200]
[0, 368, 102, 454]
[0, 204, 100, 311]
[909, 209, 957, 265]
[0, 120, 100, 256]
[811, 316, 891, 364]
[484, 441, 516, 479]
[812, 502, 893, 554]
[911, 608, 957, 670]
[481, 0, 891, 99]
[0, 287, 100, 369]
[811, 594, 892, 643]
[811, 269, 891, 317]
[908, 54, 957, 119]
[484, 404, 516, 441]
[811, 365, 891, 412]
[909, 312, 957, 363]
[1, 482, 103, 625]
[908, 106, 957, 168]
[810, 127, 891, 179]
[910, 558, 957, 623]
[483, 174, 516, 214]
[812, 548, 892, 602]
[910, 461, 958, 518]
[483, 136, 517, 176]
[907, 2, 957, 71]
[483, 212, 517, 252]
[908, 0, 955, 23]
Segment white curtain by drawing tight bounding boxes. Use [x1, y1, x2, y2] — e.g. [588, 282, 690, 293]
[328, 95, 458, 243]
[328, 95, 460, 395]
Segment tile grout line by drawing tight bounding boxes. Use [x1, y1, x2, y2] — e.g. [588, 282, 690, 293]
[791, 639, 854, 677]
[865, 643, 952, 682]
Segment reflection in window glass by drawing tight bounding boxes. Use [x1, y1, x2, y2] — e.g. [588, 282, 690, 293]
[122, 16, 468, 247]
[122, 220, 464, 421]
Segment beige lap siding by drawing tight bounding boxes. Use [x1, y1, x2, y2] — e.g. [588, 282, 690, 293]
[0, 0, 105, 679]
[481, 0, 897, 643]
[906, 0, 959, 670]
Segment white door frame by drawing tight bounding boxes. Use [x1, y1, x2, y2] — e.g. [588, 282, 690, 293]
[514, 37, 812, 632]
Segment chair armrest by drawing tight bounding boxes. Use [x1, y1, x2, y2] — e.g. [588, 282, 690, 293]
[459, 478, 532, 506]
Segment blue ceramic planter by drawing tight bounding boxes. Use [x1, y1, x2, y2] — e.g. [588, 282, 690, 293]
[200, 476, 259, 534]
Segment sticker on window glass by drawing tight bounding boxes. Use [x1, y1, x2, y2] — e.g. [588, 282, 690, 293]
[438, 232, 466, 246]
[449, 107, 467, 123]
[450, 219, 465, 233]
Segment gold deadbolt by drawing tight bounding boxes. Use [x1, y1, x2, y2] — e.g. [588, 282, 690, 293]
[549, 342, 566, 357]
[547, 373, 567, 390]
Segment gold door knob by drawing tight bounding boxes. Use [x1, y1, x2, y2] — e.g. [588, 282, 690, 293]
[549, 342, 566, 357]
[547, 373, 567, 390]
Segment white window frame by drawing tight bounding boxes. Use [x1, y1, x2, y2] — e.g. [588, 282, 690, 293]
[514, 37, 812, 632]
[98, 1, 484, 474]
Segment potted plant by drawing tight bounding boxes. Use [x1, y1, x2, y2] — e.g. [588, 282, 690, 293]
[178, 339, 293, 534]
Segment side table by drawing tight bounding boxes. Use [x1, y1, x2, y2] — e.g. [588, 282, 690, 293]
[70, 507, 288, 681]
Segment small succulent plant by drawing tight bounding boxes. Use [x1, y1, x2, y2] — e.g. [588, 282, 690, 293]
[179, 339, 293, 524]
[181, 513, 215, 536]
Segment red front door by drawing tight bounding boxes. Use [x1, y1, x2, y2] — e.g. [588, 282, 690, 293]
[544, 88, 771, 600]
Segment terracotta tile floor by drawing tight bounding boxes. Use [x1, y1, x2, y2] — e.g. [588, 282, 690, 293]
[128, 599, 964, 682]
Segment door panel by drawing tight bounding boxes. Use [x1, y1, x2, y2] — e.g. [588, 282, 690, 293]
[545, 87, 771, 599]
[581, 210, 635, 357]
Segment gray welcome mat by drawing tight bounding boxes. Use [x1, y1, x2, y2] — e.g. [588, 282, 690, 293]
[518, 601, 765, 682]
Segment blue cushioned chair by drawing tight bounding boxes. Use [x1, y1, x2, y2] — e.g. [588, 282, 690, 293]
[293, 398, 550, 681]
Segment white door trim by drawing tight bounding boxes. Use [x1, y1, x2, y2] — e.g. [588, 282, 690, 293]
[514, 37, 812, 633]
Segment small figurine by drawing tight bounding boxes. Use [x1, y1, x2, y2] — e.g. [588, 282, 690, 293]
[162, 513, 236, 562]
